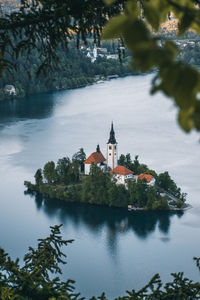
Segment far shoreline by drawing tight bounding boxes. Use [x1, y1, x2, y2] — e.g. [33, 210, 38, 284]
[0, 72, 145, 103]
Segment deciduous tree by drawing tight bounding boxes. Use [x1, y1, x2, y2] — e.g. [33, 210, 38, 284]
[43, 161, 57, 184]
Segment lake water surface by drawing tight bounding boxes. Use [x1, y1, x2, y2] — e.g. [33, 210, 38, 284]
[0, 74, 200, 298]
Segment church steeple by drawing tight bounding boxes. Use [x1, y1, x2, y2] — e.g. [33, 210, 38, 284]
[107, 122, 117, 144]
[107, 122, 118, 170]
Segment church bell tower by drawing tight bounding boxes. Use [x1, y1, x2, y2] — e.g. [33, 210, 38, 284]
[107, 122, 118, 170]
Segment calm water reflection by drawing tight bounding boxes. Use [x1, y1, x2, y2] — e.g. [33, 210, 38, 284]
[32, 194, 183, 239]
[0, 75, 200, 298]
[0, 92, 55, 122]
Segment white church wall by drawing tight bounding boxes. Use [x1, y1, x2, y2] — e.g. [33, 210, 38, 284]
[84, 164, 90, 175]
[148, 178, 156, 186]
[113, 174, 125, 185]
[107, 143, 118, 170]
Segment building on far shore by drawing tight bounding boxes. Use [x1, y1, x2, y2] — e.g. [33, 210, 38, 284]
[86, 44, 98, 63]
[4, 84, 16, 95]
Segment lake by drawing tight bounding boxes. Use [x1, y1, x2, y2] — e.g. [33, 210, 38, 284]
[0, 74, 200, 298]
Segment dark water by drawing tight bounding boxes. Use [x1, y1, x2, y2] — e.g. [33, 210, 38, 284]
[0, 75, 200, 298]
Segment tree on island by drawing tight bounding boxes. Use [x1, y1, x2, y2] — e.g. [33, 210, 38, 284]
[132, 155, 140, 174]
[43, 161, 57, 184]
[72, 148, 86, 173]
[146, 186, 157, 210]
[156, 171, 182, 198]
[34, 168, 43, 186]
[26, 149, 186, 210]
[118, 153, 156, 175]
[56, 157, 72, 184]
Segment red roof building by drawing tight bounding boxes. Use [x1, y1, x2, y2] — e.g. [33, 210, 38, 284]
[84, 151, 106, 165]
[110, 165, 134, 185]
[84, 145, 106, 175]
[110, 165, 133, 176]
[138, 174, 155, 185]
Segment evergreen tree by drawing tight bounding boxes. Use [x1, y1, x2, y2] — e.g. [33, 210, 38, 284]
[43, 161, 57, 184]
[156, 172, 181, 197]
[0, 225, 200, 299]
[34, 168, 43, 186]
[0, 225, 77, 300]
[132, 155, 140, 174]
[146, 186, 157, 210]
[72, 148, 86, 173]
[118, 154, 126, 166]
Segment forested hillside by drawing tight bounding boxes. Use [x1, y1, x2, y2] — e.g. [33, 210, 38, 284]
[1, 37, 200, 102]
[0, 42, 132, 100]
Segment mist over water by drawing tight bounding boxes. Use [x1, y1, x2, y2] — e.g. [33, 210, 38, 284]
[0, 74, 200, 298]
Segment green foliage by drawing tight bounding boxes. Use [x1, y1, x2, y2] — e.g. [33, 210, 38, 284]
[0, 0, 126, 75]
[25, 149, 186, 210]
[102, 0, 200, 132]
[132, 155, 140, 174]
[176, 198, 185, 208]
[1, 0, 200, 131]
[156, 171, 183, 198]
[34, 168, 43, 186]
[0, 42, 131, 101]
[134, 180, 148, 208]
[24, 181, 36, 191]
[0, 225, 200, 299]
[125, 271, 200, 299]
[152, 197, 169, 210]
[72, 148, 86, 173]
[56, 157, 72, 185]
[0, 225, 78, 300]
[43, 161, 57, 184]
[127, 180, 171, 210]
[118, 153, 156, 175]
[79, 163, 129, 207]
[72, 148, 86, 163]
[147, 186, 158, 209]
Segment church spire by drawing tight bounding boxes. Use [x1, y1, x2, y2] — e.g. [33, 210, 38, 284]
[108, 122, 117, 144]
[96, 144, 100, 152]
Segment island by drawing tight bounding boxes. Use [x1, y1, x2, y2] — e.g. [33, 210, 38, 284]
[24, 123, 189, 211]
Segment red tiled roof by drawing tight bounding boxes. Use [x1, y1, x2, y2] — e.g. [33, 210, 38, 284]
[84, 151, 106, 164]
[110, 165, 133, 176]
[138, 174, 154, 183]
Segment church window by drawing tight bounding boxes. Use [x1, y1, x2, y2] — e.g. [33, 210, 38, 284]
[114, 145, 116, 150]
[109, 153, 111, 156]
[109, 146, 112, 150]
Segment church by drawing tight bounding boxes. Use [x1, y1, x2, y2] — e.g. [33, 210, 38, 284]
[84, 123, 135, 185]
